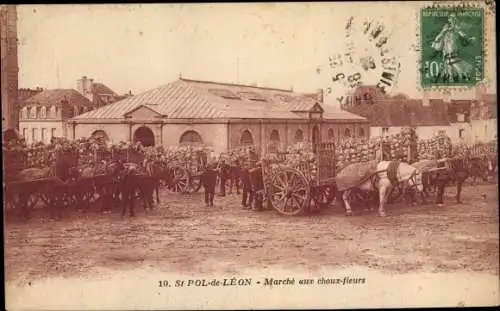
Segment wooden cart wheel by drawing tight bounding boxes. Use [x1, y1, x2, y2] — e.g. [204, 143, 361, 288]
[186, 176, 202, 193]
[168, 166, 190, 193]
[269, 168, 310, 216]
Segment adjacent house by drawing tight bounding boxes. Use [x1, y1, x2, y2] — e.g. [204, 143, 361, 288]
[69, 78, 369, 155]
[470, 91, 497, 143]
[342, 86, 453, 141]
[19, 89, 94, 144]
[76, 75, 123, 108]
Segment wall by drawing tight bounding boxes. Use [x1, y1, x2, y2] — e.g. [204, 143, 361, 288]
[448, 122, 473, 144]
[74, 123, 129, 143]
[470, 119, 497, 143]
[162, 123, 228, 154]
[415, 125, 450, 140]
[19, 120, 64, 144]
[370, 126, 402, 138]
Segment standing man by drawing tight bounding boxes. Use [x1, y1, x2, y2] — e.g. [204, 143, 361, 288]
[200, 162, 218, 208]
[218, 158, 230, 197]
[228, 159, 241, 195]
[249, 162, 264, 211]
[434, 159, 449, 207]
[240, 161, 253, 209]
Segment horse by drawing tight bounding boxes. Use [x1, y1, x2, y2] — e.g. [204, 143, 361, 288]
[337, 161, 424, 217]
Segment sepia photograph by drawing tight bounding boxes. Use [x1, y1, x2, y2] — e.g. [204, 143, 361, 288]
[2, 1, 498, 310]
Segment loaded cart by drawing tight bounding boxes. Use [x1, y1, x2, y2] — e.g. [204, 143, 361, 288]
[261, 141, 337, 216]
[167, 146, 208, 194]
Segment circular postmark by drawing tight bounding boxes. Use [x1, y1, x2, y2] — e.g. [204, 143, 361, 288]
[322, 16, 402, 106]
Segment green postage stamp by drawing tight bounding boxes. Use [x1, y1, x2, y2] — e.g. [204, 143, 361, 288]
[420, 6, 484, 88]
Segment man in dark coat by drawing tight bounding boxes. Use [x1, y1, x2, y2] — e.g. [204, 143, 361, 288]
[434, 159, 449, 206]
[218, 159, 230, 197]
[201, 163, 218, 207]
[240, 161, 253, 209]
[228, 159, 241, 195]
[249, 162, 264, 211]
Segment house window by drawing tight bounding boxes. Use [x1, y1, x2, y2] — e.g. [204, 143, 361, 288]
[55, 107, 60, 118]
[359, 128, 365, 137]
[344, 128, 351, 138]
[179, 130, 203, 145]
[294, 129, 304, 142]
[36, 107, 42, 118]
[382, 127, 389, 135]
[22, 128, 28, 140]
[327, 128, 334, 139]
[32, 128, 38, 142]
[41, 106, 47, 118]
[21, 107, 28, 119]
[270, 129, 280, 142]
[29, 107, 36, 119]
[49, 105, 56, 118]
[459, 128, 465, 139]
[41, 128, 47, 143]
[51, 128, 57, 139]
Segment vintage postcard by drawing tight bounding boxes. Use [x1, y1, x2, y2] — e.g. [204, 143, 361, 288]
[2, 1, 498, 310]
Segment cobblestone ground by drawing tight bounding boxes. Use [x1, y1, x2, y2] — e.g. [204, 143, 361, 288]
[4, 183, 499, 284]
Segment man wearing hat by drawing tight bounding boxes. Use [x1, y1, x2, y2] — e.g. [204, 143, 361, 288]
[200, 161, 218, 207]
[249, 161, 264, 211]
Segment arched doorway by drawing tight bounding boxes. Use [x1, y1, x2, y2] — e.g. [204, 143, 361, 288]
[179, 130, 203, 145]
[90, 130, 110, 147]
[133, 126, 155, 147]
[240, 130, 254, 145]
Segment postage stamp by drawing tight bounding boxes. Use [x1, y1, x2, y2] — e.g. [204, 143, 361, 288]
[420, 6, 485, 88]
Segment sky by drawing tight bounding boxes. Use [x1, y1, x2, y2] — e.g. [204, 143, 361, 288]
[17, 3, 496, 102]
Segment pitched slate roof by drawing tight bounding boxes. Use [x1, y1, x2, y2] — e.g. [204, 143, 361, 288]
[92, 82, 117, 96]
[73, 78, 367, 122]
[343, 98, 451, 126]
[23, 89, 93, 107]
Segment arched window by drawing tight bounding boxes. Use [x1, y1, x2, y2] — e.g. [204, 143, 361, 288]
[294, 129, 304, 142]
[240, 130, 254, 145]
[40, 106, 47, 118]
[91, 130, 109, 146]
[358, 128, 365, 137]
[270, 129, 280, 142]
[179, 130, 203, 145]
[344, 128, 351, 138]
[36, 107, 42, 118]
[29, 106, 36, 119]
[21, 107, 28, 119]
[49, 105, 56, 118]
[55, 107, 60, 118]
[327, 128, 334, 139]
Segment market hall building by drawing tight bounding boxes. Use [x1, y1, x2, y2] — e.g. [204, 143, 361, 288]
[69, 78, 368, 155]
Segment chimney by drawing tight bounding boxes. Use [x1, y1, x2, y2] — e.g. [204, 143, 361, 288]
[422, 89, 430, 106]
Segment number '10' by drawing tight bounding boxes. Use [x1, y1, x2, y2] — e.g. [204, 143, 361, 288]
[425, 61, 443, 78]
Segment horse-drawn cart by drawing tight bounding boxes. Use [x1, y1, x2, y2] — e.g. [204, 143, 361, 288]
[261, 141, 336, 216]
[166, 147, 208, 194]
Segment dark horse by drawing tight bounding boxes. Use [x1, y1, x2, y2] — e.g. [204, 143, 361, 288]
[422, 156, 477, 204]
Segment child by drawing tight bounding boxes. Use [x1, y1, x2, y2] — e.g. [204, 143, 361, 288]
[201, 163, 218, 207]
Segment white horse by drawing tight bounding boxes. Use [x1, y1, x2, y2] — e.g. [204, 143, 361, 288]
[340, 161, 424, 217]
